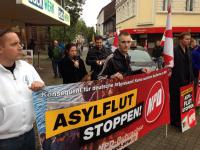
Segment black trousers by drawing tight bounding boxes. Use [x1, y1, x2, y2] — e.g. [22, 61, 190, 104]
[0, 128, 36, 150]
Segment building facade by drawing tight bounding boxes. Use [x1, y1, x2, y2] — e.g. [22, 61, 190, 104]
[116, 0, 200, 50]
[97, 0, 116, 37]
[96, 9, 104, 36]
[103, 0, 116, 36]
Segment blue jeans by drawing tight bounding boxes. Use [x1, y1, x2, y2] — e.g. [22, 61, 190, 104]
[0, 128, 36, 150]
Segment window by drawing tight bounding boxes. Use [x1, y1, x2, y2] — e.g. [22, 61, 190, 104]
[133, 0, 136, 15]
[163, 0, 168, 11]
[127, 1, 129, 17]
[186, 0, 193, 11]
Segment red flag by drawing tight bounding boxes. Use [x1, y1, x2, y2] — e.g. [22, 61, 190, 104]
[195, 72, 200, 107]
[112, 31, 119, 52]
[160, 31, 166, 47]
[163, 1, 174, 68]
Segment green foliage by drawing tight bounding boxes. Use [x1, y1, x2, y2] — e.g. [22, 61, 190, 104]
[75, 19, 94, 42]
[85, 26, 95, 43]
[50, 0, 94, 43]
[64, 0, 85, 26]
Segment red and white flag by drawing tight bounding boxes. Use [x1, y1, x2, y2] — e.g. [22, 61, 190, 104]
[163, 1, 174, 68]
[112, 30, 119, 52]
[160, 31, 166, 47]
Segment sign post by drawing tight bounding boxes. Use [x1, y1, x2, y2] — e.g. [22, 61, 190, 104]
[180, 84, 197, 132]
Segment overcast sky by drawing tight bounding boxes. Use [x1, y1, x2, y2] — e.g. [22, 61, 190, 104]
[81, 0, 111, 27]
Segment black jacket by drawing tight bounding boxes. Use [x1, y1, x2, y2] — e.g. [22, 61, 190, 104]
[86, 46, 112, 80]
[170, 45, 194, 92]
[169, 44, 194, 124]
[59, 56, 87, 84]
[102, 49, 142, 78]
[152, 46, 163, 58]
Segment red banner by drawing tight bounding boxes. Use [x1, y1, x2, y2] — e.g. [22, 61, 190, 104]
[82, 69, 171, 149]
[34, 68, 170, 150]
[195, 73, 200, 107]
[180, 84, 196, 132]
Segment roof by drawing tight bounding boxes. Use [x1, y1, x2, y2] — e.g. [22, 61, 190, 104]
[97, 0, 116, 21]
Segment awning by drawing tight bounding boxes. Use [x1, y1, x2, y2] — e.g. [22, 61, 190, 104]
[0, 0, 70, 26]
[122, 27, 200, 34]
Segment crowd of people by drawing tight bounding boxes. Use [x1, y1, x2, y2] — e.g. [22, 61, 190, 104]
[0, 28, 200, 150]
[48, 32, 151, 84]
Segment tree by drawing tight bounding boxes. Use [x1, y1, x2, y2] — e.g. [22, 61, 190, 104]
[50, 0, 85, 43]
[74, 19, 95, 43]
[85, 27, 95, 43]
[64, 0, 86, 26]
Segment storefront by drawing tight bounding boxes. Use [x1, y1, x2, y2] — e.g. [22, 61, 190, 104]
[122, 27, 200, 53]
[0, 0, 70, 49]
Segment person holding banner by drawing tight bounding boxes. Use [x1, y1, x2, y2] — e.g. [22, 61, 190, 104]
[59, 43, 91, 84]
[170, 32, 194, 128]
[0, 29, 45, 150]
[98, 31, 150, 80]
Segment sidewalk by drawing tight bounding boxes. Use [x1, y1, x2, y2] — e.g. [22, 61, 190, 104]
[129, 118, 200, 150]
[34, 52, 200, 150]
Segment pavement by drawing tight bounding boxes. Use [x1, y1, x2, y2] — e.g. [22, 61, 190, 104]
[34, 49, 200, 150]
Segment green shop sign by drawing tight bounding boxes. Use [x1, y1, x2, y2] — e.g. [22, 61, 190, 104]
[17, 0, 70, 25]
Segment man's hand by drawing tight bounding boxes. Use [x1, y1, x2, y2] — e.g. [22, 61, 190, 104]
[111, 72, 123, 80]
[81, 74, 91, 81]
[29, 81, 45, 91]
[141, 68, 152, 73]
[73, 60, 79, 68]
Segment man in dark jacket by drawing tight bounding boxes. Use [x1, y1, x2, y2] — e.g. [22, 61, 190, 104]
[152, 40, 163, 58]
[99, 32, 150, 80]
[191, 38, 200, 82]
[51, 40, 62, 78]
[86, 35, 112, 80]
[152, 40, 163, 69]
[170, 32, 194, 127]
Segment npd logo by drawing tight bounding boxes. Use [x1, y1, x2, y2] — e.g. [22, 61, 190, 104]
[145, 81, 165, 123]
[188, 109, 196, 128]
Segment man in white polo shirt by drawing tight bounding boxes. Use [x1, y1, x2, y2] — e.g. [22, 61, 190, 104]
[0, 29, 45, 150]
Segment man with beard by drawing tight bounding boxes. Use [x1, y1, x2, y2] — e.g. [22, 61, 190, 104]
[86, 35, 112, 80]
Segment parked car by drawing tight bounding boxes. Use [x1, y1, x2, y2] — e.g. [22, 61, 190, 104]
[128, 49, 158, 71]
[102, 37, 158, 71]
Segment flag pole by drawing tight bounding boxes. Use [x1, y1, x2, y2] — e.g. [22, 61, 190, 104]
[164, 0, 172, 138]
